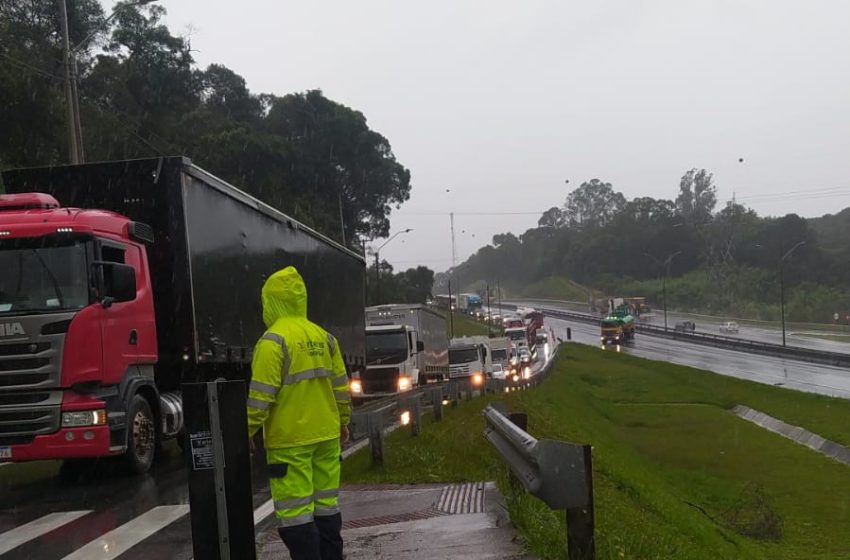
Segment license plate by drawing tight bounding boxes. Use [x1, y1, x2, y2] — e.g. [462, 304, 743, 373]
[0, 447, 11, 460]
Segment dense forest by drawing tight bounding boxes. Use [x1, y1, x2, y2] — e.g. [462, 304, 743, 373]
[0, 1, 411, 249]
[446, 172, 850, 323]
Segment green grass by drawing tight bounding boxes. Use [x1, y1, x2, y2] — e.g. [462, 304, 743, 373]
[518, 275, 593, 302]
[449, 312, 502, 337]
[342, 345, 850, 560]
[795, 332, 850, 343]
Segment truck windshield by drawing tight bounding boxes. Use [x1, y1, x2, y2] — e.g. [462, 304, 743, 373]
[505, 330, 525, 341]
[366, 331, 409, 365]
[0, 237, 91, 315]
[449, 348, 479, 364]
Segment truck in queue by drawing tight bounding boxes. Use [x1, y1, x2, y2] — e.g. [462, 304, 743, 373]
[0, 157, 366, 473]
[353, 304, 449, 397]
[487, 336, 512, 372]
[448, 336, 492, 388]
[600, 309, 635, 345]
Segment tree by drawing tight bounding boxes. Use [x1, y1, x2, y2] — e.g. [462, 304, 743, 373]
[563, 179, 626, 230]
[538, 206, 565, 228]
[676, 168, 717, 223]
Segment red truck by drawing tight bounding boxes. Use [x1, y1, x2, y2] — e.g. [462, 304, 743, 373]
[0, 158, 365, 473]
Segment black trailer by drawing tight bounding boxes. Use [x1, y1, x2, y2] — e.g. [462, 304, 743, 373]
[2, 157, 366, 388]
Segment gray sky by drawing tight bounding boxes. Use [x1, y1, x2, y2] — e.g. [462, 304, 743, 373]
[109, 0, 850, 271]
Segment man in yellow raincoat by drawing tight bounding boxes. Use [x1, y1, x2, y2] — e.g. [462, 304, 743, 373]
[247, 266, 351, 560]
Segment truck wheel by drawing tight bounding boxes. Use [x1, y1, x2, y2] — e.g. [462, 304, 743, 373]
[124, 395, 156, 474]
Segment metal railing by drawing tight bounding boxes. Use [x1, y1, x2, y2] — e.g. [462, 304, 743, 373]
[483, 403, 595, 559]
[347, 345, 562, 466]
[528, 304, 850, 368]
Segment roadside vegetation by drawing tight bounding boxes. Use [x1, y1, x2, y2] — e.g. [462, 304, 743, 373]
[343, 344, 850, 559]
[444, 175, 850, 324]
[448, 312, 502, 338]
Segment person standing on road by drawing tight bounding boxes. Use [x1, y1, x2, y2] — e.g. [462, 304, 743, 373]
[247, 266, 351, 560]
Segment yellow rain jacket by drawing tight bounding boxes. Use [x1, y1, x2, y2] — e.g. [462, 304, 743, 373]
[247, 267, 351, 448]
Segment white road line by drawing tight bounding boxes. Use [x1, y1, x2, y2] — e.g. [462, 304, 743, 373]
[62, 505, 189, 560]
[0, 511, 92, 555]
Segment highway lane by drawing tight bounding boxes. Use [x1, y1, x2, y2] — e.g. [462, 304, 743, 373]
[514, 299, 850, 354]
[545, 314, 850, 399]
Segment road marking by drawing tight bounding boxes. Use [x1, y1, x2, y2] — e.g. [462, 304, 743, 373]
[62, 505, 189, 560]
[0, 511, 92, 555]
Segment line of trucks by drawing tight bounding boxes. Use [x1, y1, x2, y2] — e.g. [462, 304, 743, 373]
[0, 157, 549, 474]
[351, 303, 549, 399]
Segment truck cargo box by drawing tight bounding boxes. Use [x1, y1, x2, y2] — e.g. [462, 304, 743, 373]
[2, 157, 366, 388]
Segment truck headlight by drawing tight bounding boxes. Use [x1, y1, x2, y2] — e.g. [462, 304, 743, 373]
[398, 376, 412, 392]
[512, 374, 519, 382]
[62, 409, 107, 427]
[350, 379, 362, 394]
[471, 373, 484, 386]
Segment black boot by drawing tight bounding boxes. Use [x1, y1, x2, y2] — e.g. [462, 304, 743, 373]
[278, 522, 321, 560]
[314, 513, 344, 560]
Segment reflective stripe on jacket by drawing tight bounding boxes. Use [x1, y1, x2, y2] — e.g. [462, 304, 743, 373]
[247, 267, 351, 449]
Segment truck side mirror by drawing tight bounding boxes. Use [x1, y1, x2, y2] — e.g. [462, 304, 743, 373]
[93, 262, 137, 307]
[416, 340, 425, 352]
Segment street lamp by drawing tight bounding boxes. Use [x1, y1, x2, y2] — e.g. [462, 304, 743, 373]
[644, 251, 682, 332]
[779, 241, 806, 347]
[57, 0, 159, 163]
[373, 229, 413, 303]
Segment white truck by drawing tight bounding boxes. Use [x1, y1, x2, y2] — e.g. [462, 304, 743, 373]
[354, 304, 449, 397]
[488, 337, 512, 371]
[449, 336, 493, 388]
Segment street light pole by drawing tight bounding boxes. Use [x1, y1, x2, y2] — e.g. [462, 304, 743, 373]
[58, 0, 159, 164]
[644, 251, 681, 332]
[779, 241, 806, 347]
[57, 0, 80, 164]
[373, 228, 413, 304]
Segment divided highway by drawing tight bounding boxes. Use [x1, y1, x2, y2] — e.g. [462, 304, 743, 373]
[527, 301, 850, 399]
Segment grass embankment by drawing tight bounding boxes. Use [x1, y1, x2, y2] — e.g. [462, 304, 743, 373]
[342, 344, 850, 560]
[517, 276, 592, 302]
[449, 312, 502, 338]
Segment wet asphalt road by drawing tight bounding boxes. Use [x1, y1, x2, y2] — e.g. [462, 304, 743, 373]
[2, 316, 847, 559]
[543, 312, 850, 400]
[0, 443, 276, 560]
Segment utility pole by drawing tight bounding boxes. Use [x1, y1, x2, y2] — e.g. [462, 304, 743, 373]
[57, 0, 80, 164]
[497, 279, 502, 328]
[448, 278, 455, 339]
[486, 283, 492, 337]
[450, 212, 457, 269]
[779, 241, 806, 347]
[374, 251, 380, 304]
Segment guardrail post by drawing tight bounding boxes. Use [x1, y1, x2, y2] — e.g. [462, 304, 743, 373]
[566, 445, 595, 560]
[567, 327, 572, 340]
[449, 381, 459, 408]
[367, 410, 384, 466]
[409, 397, 422, 436]
[432, 388, 444, 421]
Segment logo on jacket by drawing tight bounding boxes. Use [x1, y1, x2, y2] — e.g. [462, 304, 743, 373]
[0, 323, 25, 337]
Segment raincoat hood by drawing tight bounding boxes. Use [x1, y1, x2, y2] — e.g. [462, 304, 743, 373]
[262, 266, 308, 327]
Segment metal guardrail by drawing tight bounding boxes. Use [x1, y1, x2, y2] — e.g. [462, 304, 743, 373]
[532, 305, 850, 368]
[483, 403, 595, 559]
[347, 345, 562, 466]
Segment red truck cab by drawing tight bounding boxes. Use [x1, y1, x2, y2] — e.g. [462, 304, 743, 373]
[0, 193, 159, 472]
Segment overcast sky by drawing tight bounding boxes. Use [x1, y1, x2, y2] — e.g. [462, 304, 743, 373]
[108, 0, 850, 271]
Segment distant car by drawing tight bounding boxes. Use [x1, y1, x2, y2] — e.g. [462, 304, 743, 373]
[519, 348, 532, 365]
[491, 363, 505, 380]
[674, 321, 696, 333]
[720, 321, 739, 334]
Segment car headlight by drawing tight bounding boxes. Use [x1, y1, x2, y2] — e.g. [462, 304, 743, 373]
[350, 379, 362, 394]
[62, 410, 107, 428]
[523, 367, 531, 379]
[398, 376, 412, 392]
[512, 374, 519, 382]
